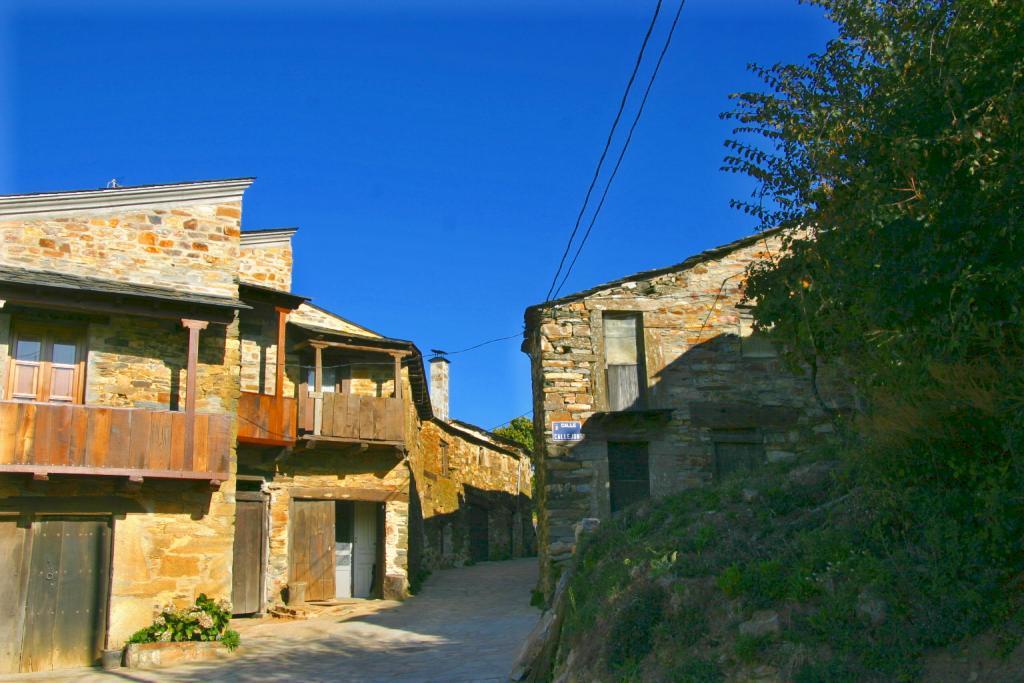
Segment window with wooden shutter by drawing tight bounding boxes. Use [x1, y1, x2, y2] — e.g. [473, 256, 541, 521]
[603, 313, 646, 411]
[7, 324, 85, 403]
[712, 429, 765, 480]
[440, 440, 450, 477]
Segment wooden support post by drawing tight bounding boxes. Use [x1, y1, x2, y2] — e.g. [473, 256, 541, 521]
[182, 319, 209, 468]
[312, 342, 325, 436]
[275, 306, 288, 399]
[392, 353, 403, 401]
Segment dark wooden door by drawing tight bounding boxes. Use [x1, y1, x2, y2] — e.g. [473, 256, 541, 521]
[232, 495, 266, 615]
[608, 442, 650, 513]
[19, 517, 111, 673]
[468, 504, 489, 562]
[290, 500, 335, 601]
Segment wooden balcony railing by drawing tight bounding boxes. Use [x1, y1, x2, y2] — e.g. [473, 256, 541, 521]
[237, 391, 296, 447]
[0, 401, 231, 484]
[299, 393, 404, 445]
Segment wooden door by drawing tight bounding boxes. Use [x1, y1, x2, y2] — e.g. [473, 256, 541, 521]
[0, 518, 30, 674]
[7, 325, 85, 404]
[353, 502, 378, 599]
[290, 500, 335, 601]
[19, 517, 111, 673]
[232, 495, 267, 615]
[468, 504, 489, 563]
[608, 441, 650, 513]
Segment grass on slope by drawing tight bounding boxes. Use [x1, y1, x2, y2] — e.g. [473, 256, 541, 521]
[556, 453, 1024, 682]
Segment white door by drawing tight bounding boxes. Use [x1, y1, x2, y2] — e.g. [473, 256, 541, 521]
[353, 502, 378, 598]
[334, 502, 353, 599]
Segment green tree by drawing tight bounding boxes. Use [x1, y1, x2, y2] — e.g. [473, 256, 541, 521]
[494, 415, 535, 453]
[722, 0, 1023, 383]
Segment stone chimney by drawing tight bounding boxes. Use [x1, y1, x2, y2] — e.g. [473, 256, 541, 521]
[429, 356, 450, 421]
[239, 227, 297, 292]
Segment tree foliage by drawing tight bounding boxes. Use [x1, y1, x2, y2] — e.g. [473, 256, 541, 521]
[722, 0, 1023, 380]
[493, 415, 535, 452]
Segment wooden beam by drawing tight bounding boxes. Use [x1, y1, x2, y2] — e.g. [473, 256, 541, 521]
[275, 307, 289, 399]
[181, 319, 209, 466]
[392, 353, 403, 401]
[312, 343, 323, 436]
[291, 339, 411, 356]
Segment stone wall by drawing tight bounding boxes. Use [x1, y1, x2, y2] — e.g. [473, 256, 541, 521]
[239, 243, 292, 293]
[525, 233, 847, 595]
[0, 476, 237, 649]
[0, 203, 242, 299]
[410, 418, 533, 570]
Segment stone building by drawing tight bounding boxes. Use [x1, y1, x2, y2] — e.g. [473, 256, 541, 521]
[0, 177, 533, 673]
[229, 218, 533, 613]
[0, 179, 251, 673]
[523, 231, 845, 595]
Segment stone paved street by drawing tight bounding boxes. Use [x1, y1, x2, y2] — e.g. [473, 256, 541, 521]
[0, 559, 540, 683]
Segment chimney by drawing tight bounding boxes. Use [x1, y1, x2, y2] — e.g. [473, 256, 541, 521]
[429, 356, 450, 421]
[239, 227, 298, 292]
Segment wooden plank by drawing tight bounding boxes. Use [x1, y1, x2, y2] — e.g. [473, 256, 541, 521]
[331, 393, 349, 439]
[105, 409, 132, 469]
[320, 392, 335, 436]
[147, 411, 173, 471]
[208, 415, 231, 475]
[0, 518, 29, 674]
[128, 409, 152, 471]
[0, 403, 20, 466]
[193, 413, 210, 474]
[281, 397, 297, 442]
[357, 396, 375, 441]
[169, 413, 186, 472]
[14, 404, 35, 466]
[32, 405, 55, 468]
[341, 395, 360, 440]
[84, 407, 111, 468]
[385, 400, 403, 442]
[66, 406, 89, 467]
[48, 405, 72, 468]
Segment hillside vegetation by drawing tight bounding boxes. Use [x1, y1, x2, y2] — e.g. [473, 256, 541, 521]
[549, 1, 1024, 680]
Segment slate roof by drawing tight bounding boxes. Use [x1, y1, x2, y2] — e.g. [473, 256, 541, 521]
[524, 227, 785, 320]
[0, 264, 249, 310]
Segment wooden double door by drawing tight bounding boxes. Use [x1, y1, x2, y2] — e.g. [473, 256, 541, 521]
[290, 499, 383, 601]
[0, 515, 112, 673]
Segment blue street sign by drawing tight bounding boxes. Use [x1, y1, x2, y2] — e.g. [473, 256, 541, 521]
[552, 421, 583, 442]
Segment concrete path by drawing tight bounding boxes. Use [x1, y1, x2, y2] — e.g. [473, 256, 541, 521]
[1, 559, 540, 683]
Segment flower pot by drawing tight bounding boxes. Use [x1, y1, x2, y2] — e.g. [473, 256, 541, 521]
[100, 648, 123, 670]
[123, 640, 238, 670]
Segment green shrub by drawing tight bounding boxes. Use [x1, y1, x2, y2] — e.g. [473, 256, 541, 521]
[669, 657, 723, 683]
[128, 593, 239, 650]
[606, 583, 666, 671]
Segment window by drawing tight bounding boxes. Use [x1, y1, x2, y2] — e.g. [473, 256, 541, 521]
[603, 313, 646, 411]
[7, 324, 85, 403]
[739, 310, 777, 358]
[607, 441, 650, 513]
[477, 446, 488, 468]
[713, 430, 765, 480]
[440, 440, 450, 477]
[306, 366, 338, 393]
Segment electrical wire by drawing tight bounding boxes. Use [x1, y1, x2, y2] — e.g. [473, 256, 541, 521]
[544, 0, 666, 302]
[552, 0, 687, 300]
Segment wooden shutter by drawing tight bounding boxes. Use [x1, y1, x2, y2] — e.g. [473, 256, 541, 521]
[7, 325, 84, 404]
[604, 315, 644, 410]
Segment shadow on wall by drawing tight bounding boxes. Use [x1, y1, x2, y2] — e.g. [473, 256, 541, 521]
[409, 474, 536, 579]
[557, 328, 846, 517]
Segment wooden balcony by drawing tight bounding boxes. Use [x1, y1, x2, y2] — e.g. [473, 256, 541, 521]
[0, 401, 231, 484]
[299, 393, 404, 445]
[237, 392, 296, 447]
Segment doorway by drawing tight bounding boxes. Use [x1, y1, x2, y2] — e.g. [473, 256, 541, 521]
[0, 515, 112, 673]
[231, 491, 268, 615]
[468, 504, 489, 563]
[334, 501, 382, 599]
[290, 498, 383, 601]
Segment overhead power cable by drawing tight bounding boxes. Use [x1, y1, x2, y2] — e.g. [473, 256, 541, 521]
[544, 0, 665, 302]
[551, 0, 687, 300]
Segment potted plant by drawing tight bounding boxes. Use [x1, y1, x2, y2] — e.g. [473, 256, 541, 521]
[123, 594, 241, 669]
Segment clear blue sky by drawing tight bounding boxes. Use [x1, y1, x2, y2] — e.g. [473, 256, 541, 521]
[0, 0, 834, 430]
